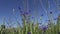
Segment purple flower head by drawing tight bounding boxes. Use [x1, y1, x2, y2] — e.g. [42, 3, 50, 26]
[50, 12, 52, 14]
[18, 6, 21, 10]
[24, 11, 30, 16]
[19, 11, 25, 16]
[25, 12, 29, 15]
[41, 26, 48, 31]
[54, 18, 56, 20]
[25, 10, 31, 15]
[31, 16, 34, 19]
[28, 32, 31, 34]
[41, 14, 43, 16]
[43, 27, 47, 30]
[29, 10, 31, 13]
[20, 11, 22, 13]
[20, 11, 24, 14]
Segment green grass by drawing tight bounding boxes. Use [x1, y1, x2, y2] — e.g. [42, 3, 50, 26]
[0, 12, 60, 34]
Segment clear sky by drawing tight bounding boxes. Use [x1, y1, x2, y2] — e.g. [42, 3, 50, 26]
[0, 0, 60, 27]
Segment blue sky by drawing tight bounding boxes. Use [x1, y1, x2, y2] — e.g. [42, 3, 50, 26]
[0, 0, 60, 27]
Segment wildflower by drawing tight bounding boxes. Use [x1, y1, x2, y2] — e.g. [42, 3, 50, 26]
[50, 11, 52, 14]
[41, 14, 43, 16]
[25, 10, 31, 15]
[18, 6, 24, 15]
[43, 26, 48, 31]
[20, 11, 28, 16]
[20, 11, 24, 15]
[18, 6, 21, 10]
[28, 32, 31, 34]
[54, 18, 57, 20]
[25, 12, 29, 15]
[31, 16, 34, 19]
[29, 10, 31, 13]
[41, 26, 48, 31]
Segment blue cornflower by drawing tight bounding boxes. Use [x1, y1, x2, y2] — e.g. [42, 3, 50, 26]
[25, 12, 29, 15]
[20, 11, 24, 14]
[54, 18, 57, 20]
[43, 27, 47, 30]
[25, 10, 31, 15]
[50, 12, 52, 14]
[32, 17, 34, 19]
[24, 11, 30, 16]
[29, 10, 31, 13]
[31, 16, 34, 19]
[41, 14, 43, 16]
[18, 6, 21, 10]
[41, 26, 48, 31]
